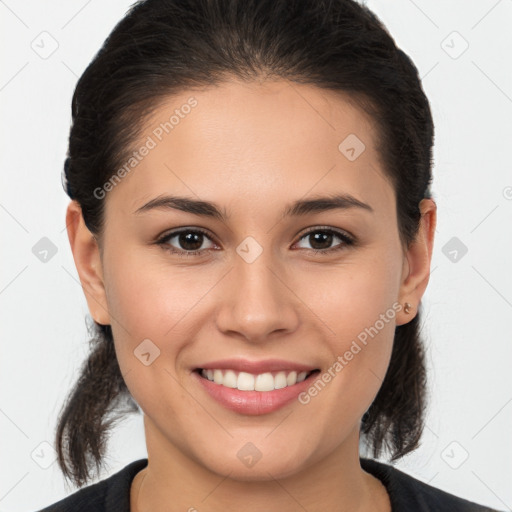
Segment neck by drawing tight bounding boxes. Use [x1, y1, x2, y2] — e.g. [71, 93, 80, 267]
[131, 420, 390, 512]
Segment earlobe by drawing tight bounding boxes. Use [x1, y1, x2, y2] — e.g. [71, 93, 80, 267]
[397, 198, 437, 326]
[65, 200, 110, 325]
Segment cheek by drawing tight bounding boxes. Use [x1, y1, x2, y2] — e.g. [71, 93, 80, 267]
[297, 244, 402, 344]
[102, 249, 223, 376]
[102, 253, 199, 422]
[104, 248, 200, 334]
[294, 247, 400, 416]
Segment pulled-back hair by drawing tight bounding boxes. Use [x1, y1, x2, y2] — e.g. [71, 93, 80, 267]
[58, 0, 434, 487]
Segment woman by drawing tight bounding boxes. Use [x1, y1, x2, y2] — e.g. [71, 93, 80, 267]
[36, 0, 502, 510]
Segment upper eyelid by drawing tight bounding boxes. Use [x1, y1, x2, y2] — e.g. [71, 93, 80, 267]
[298, 225, 353, 239]
[159, 227, 218, 244]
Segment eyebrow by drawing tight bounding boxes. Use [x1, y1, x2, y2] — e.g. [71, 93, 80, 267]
[134, 193, 374, 220]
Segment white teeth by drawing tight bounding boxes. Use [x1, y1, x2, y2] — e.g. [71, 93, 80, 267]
[274, 371, 287, 389]
[237, 372, 255, 390]
[255, 372, 274, 391]
[213, 369, 223, 385]
[297, 371, 308, 383]
[200, 368, 313, 391]
[223, 370, 238, 388]
[287, 371, 297, 386]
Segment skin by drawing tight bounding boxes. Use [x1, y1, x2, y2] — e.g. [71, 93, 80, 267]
[66, 78, 436, 512]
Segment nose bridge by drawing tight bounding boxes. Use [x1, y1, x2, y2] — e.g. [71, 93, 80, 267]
[215, 236, 298, 341]
[236, 240, 279, 300]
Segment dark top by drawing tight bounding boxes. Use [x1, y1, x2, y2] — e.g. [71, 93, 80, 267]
[35, 457, 504, 511]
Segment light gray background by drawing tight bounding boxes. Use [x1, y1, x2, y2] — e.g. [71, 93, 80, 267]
[1, 1, 511, 510]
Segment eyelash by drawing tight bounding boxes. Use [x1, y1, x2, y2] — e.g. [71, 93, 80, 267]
[155, 226, 356, 258]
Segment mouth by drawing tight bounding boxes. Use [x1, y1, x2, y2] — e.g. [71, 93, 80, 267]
[191, 358, 322, 415]
[194, 368, 321, 392]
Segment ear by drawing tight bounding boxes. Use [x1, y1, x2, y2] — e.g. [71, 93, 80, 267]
[66, 200, 110, 325]
[396, 198, 437, 326]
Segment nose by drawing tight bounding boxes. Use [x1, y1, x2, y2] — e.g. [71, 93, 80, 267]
[215, 247, 300, 344]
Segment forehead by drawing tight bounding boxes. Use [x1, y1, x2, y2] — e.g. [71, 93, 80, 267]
[105, 78, 394, 219]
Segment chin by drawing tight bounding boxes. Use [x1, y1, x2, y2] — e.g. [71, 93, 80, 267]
[214, 460, 305, 482]
[197, 444, 312, 482]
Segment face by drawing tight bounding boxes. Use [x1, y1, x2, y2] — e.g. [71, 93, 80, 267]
[69, 78, 435, 481]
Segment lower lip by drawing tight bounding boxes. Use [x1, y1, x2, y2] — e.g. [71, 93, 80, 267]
[193, 370, 319, 415]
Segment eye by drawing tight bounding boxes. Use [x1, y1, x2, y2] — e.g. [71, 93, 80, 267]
[155, 225, 356, 258]
[293, 227, 355, 255]
[156, 227, 217, 257]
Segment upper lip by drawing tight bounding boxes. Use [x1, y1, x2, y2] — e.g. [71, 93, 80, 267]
[196, 358, 318, 374]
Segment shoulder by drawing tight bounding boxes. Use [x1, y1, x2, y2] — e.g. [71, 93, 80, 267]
[34, 459, 148, 512]
[360, 458, 504, 512]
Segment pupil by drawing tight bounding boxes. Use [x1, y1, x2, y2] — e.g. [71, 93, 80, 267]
[310, 232, 332, 250]
[180, 232, 202, 251]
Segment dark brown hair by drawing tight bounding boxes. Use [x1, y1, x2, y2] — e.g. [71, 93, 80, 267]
[58, 0, 434, 487]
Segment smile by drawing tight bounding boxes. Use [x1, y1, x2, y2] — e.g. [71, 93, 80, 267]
[193, 367, 321, 415]
[199, 368, 316, 391]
